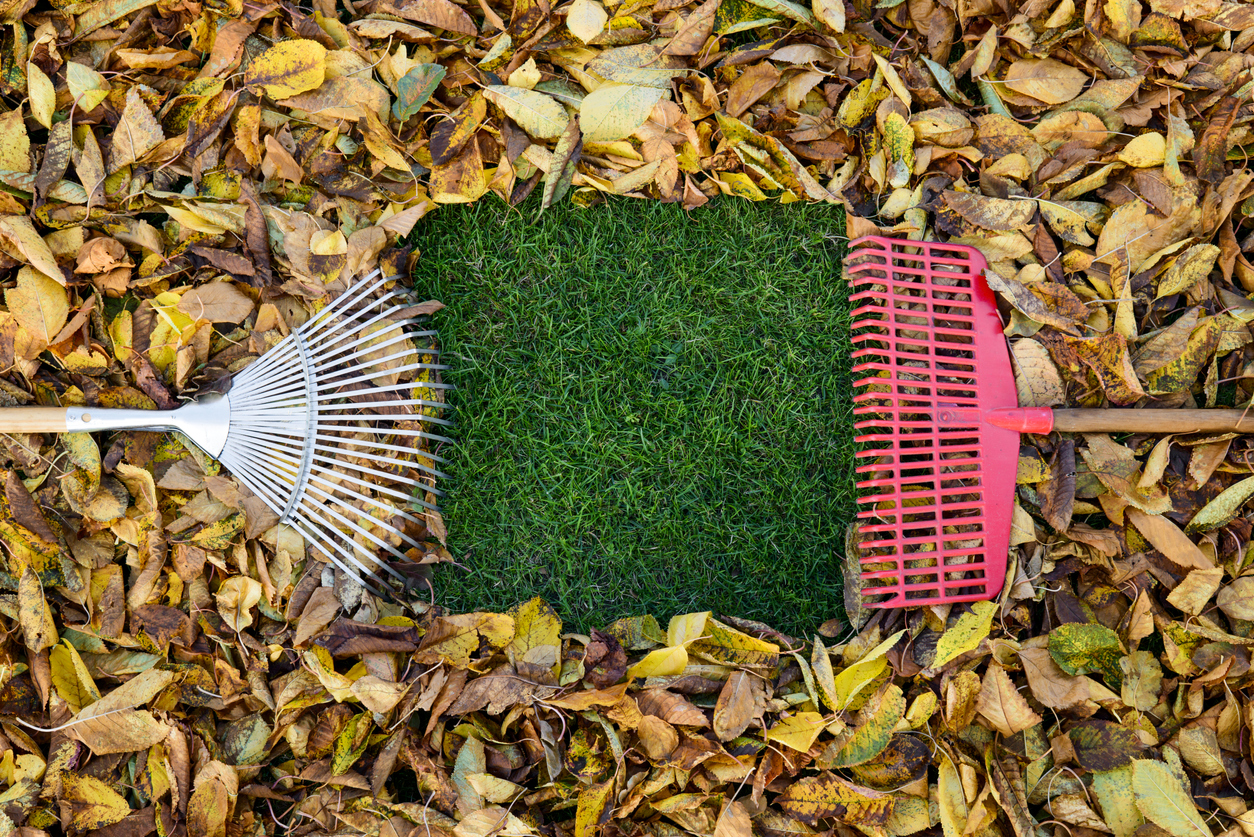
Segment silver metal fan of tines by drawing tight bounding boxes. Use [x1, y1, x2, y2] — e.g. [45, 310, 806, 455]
[48, 270, 452, 596]
[213, 271, 452, 594]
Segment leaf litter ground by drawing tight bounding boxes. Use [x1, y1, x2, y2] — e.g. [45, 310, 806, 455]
[414, 197, 851, 632]
[0, 0, 1252, 833]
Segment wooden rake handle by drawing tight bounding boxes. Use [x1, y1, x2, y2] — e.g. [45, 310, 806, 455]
[0, 406, 180, 435]
[0, 407, 73, 433]
[989, 408, 1254, 435]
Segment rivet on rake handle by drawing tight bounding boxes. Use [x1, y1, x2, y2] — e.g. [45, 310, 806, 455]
[846, 236, 1254, 610]
[0, 270, 451, 600]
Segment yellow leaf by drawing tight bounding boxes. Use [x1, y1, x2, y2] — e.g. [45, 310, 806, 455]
[465, 772, 524, 804]
[51, 639, 101, 712]
[350, 676, 409, 713]
[836, 78, 888, 133]
[215, 576, 263, 632]
[568, 0, 609, 42]
[1164, 567, 1224, 615]
[1118, 132, 1166, 167]
[0, 217, 66, 284]
[882, 111, 915, 188]
[812, 0, 844, 31]
[777, 772, 894, 826]
[579, 83, 665, 143]
[811, 635, 839, 710]
[187, 760, 238, 837]
[110, 87, 165, 172]
[627, 645, 687, 678]
[1091, 765, 1144, 837]
[244, 39, 327, 99]
[27, 62, 55, 129]
[689, 617, 780, 668]
[62, 773, 132, 831]
[484, 86, 569, 140]
[715, 171, 767, 200]
[831, 629, 904, 708]
[18, 565, 56, 652]
[1002, 58, 1088, 105]
[1130, 759, 1211, 837]
[66, 62, 111, 111]
[304, 646, 356, 702]
[766, 711, 828, 753]
[163, 205, 230, 236]
[715, 800, 752, 837]
[1157, 244, 1220, 299]
[575, 780, 615, 837]
[937, 755, 969, 837]
[507, 597, 562, 679]
[932, 602, 997, 669]
[5, 266, 68, 344]
[667, 611, 710, 646]
[0, 109, 30, 173]
[508, 57, 542, 90]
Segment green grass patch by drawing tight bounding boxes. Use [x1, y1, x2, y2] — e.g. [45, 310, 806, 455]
[411, 196, 853, 634]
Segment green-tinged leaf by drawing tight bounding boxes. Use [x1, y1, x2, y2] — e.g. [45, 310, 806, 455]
[932, 601, 997, 668]
[831, 629, 904, 709]
[542, 117, 582, 210]
[484, 85, 570, 140]
[579, 83, 665, 143]
[1092, 766, 1145, 837]
[1130, 759, 1211, 837]
[1069, 720, 1145, 771]
[1049, 623, 1124, 687]
[1187, 475, 1254, 534]
[393, 64, 447, 122]
[817, 683, 904, 768]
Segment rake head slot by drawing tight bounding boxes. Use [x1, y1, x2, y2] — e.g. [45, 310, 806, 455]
[847, 236, 1018, 609]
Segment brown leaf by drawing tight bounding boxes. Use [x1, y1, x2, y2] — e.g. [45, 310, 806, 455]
[637, 688, 709, 727]
[395, 0, 478, 34]
[177, 282, 255, 324]
[294, 587, 340, 646]
[725, 63, 782, 119]
[638, 714, 679, 759]
[713, 670, 761, 741]
[319, 618, 423, 657]
[1125, 508, 1214, 571]
[1041, 439, 1076, 532]
[976, 663, 1043, 736]
[110, 87, 165, 172]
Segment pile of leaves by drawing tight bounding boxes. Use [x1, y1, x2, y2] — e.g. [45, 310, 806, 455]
[0, 0, 1252, 830]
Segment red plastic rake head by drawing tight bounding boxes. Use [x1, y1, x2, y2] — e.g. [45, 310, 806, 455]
[847, 236, 1019, 609]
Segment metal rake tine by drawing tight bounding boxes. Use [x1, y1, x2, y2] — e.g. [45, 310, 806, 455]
[0, 268, 453, 599]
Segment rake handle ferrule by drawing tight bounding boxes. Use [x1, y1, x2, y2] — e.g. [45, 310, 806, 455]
[985, 407, 1254, 435]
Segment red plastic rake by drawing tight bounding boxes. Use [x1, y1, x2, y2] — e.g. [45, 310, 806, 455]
[846, 236, 1254, 609]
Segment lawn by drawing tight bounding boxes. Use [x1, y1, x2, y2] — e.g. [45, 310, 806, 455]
[411, 196, 853, 634]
